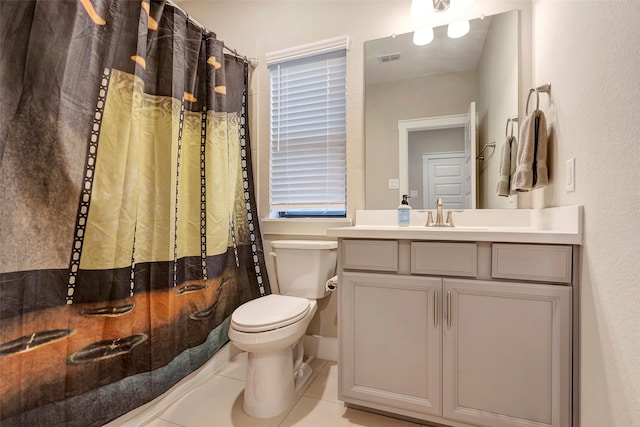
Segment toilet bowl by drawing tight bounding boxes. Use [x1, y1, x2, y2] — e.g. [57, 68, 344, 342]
[227, 240, 337, 419]
[228, 295, 317, 418]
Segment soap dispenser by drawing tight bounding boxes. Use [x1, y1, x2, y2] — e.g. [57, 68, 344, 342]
[397, 195, 411, 227]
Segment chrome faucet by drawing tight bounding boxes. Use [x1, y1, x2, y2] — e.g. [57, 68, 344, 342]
[435, 198, 444, 226]
[423, 198, 462, 227]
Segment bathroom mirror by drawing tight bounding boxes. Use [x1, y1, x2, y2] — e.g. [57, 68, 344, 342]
[364, 10, 519, 209]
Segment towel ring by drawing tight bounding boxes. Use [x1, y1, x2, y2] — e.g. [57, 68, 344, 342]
[526, 88, 539, 115]
[505, 118, 515, 138]
[526, 83, 552, 115]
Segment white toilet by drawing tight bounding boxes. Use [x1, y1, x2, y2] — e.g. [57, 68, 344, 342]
[228, 240, 337, 419]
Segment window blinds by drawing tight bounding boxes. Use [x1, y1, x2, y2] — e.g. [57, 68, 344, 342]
[269, 49, 347, 214]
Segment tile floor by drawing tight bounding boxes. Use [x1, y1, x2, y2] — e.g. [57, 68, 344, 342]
[141, 352, 426, 427]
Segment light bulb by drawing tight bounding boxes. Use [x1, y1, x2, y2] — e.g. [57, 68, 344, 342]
[447, 20, 470, 38]
[413, 27, 434, 46]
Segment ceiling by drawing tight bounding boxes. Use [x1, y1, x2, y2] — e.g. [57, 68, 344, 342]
[365, 15, 492, 86]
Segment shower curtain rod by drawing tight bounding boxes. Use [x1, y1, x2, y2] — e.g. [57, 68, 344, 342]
[166, 0, 259, 68]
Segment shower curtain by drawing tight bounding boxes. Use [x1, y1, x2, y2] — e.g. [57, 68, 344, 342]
[0, 1, 269, 425]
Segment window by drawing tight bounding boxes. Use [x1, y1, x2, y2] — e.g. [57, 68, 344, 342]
[267, 36, 349, 218]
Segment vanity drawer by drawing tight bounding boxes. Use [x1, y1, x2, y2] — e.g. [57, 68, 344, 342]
[411, 242, 477, 277]
[492, 244, 572, 284]
[342, 239, 398, 272]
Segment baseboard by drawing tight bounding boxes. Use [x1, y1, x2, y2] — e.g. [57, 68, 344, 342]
[105, 343, 242, 427]
[303, 334, 337, 362]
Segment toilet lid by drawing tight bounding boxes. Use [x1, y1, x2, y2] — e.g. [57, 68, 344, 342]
[231, 294, 310, 333]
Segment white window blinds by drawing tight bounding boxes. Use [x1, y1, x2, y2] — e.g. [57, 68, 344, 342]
[269, 48, 347, 216]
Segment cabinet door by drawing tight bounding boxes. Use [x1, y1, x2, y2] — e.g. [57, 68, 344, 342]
[340, 272, 442, 416]
[443, 279, 571, 427]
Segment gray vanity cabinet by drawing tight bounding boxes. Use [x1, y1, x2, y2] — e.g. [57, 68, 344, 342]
[338, 239, 573, 427]
[442, 279, 571, 427]
[340, 272, 442, 416]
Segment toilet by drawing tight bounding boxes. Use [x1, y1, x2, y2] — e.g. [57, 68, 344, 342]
[228, 240, 337, 419]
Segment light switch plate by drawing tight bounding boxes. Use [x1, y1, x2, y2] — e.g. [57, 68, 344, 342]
[409, 190, 418, 198]
[388, 178, 399, 189]
[566, 158, 575, 192]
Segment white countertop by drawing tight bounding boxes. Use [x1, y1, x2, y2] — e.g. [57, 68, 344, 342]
[327, 206, 583, 245]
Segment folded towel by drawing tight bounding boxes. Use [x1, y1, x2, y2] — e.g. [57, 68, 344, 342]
[513, 110, 548, 191]
[496, 135, 518, 197]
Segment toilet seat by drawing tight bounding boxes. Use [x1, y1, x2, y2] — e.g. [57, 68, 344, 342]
[231, 294, 310, 333]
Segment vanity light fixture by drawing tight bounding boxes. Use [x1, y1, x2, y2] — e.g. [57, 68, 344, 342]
[432, 0, 451, 12]
[447, 19, 471, 38]
[411, 0, 474, 17]
[411, 0, 450, 19]
[411, 0, 473, 45]
[413, 27, 435, 46]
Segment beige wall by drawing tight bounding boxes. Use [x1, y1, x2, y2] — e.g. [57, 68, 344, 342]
[531, 1, 640, 425]
[180, 1, 640, 424]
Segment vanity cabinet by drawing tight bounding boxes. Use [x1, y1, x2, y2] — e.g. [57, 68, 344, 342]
[338, 239, 573, 427]
[442, 279, 571, 427]
[340, 272, 442, 416]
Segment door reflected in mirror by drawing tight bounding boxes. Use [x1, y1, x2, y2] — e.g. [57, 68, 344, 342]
[415, 130, 467, 209]
[365, 10, 519, 209]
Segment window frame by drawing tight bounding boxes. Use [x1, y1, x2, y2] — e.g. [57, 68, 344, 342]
[266, 36, 350, 219]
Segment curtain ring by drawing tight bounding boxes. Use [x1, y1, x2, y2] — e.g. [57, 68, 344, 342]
[526, 88, 539, 115]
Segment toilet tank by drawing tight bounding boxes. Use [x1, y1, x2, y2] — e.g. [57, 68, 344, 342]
[270, 240, 338, 299]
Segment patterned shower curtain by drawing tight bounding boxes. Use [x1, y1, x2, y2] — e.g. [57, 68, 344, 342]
[0, 0, 269, 425]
